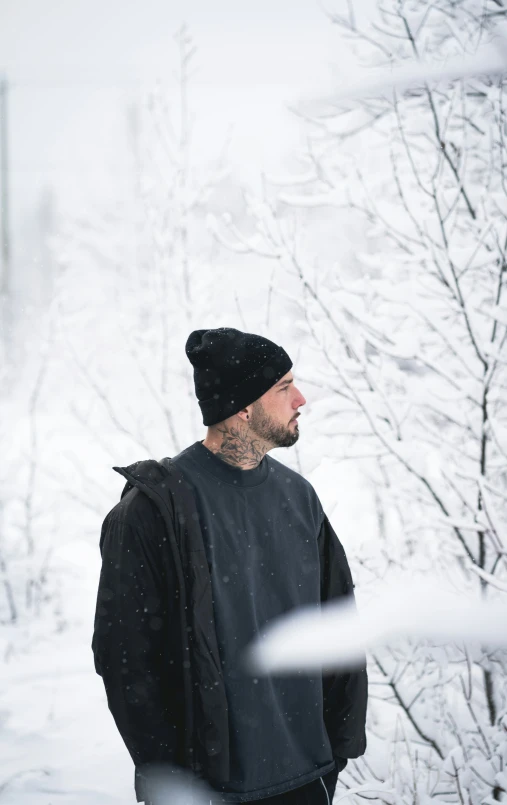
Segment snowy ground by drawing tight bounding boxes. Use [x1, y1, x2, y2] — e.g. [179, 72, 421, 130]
[0, 542, 137, 805]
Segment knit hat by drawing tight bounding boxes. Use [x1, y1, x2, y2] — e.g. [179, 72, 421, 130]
[185, 327, 293, 426]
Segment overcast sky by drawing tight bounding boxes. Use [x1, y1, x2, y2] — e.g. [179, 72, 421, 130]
[0, 0, 362, 229]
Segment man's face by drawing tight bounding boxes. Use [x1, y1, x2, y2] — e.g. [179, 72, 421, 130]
[249, 372, 306, 448]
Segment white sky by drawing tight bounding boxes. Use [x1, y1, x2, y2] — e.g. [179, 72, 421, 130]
[0, 0, 360, 219]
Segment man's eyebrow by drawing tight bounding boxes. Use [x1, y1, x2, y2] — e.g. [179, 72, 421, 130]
[276, 378, 294, 388]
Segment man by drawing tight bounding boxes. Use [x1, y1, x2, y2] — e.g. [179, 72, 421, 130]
[92, 327, 368, 805]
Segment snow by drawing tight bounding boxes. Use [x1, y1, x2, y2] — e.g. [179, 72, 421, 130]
[0, 559, 136, 804]
[246, 578, 507, 674]
[3, 2, 507, 804]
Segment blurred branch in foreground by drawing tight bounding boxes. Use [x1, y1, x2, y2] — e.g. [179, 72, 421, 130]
[244, 577, 507, 674]
[298, 17, 507, 111]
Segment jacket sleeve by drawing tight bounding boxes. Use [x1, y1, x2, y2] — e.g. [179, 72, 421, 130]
[91, 493, 185, 799]
[318, 513, 368, 761]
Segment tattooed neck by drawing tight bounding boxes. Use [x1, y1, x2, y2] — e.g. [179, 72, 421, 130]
[202, 423, 266, 470]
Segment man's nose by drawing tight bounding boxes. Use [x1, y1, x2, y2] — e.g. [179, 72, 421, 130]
[295, 392, 306, 408]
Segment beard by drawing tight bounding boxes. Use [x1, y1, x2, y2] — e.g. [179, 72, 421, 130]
[249, 402, 300, 448]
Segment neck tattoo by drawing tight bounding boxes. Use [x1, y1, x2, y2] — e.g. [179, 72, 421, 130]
[207, 424, 266, 470]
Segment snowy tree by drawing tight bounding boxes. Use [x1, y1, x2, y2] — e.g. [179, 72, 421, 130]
[0, 27, 241, 638]
[0, 289, 67, 648]
[52, 25, 234, 472]
[209, 3, 507, 803]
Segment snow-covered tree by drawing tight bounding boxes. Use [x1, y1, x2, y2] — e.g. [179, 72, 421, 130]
[0, 27, 242, 637]
[52, 25, 235, 468]
[209, 3, 507, 802]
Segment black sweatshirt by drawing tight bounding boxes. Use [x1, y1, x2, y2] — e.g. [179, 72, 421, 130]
[169, 441, 365, 799]
[92, 442, 368, 802]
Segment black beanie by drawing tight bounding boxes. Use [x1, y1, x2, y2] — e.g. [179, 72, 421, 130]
[185, 327, 293, 426]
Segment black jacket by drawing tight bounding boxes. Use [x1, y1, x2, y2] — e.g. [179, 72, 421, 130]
[91, 457, 368, 803]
